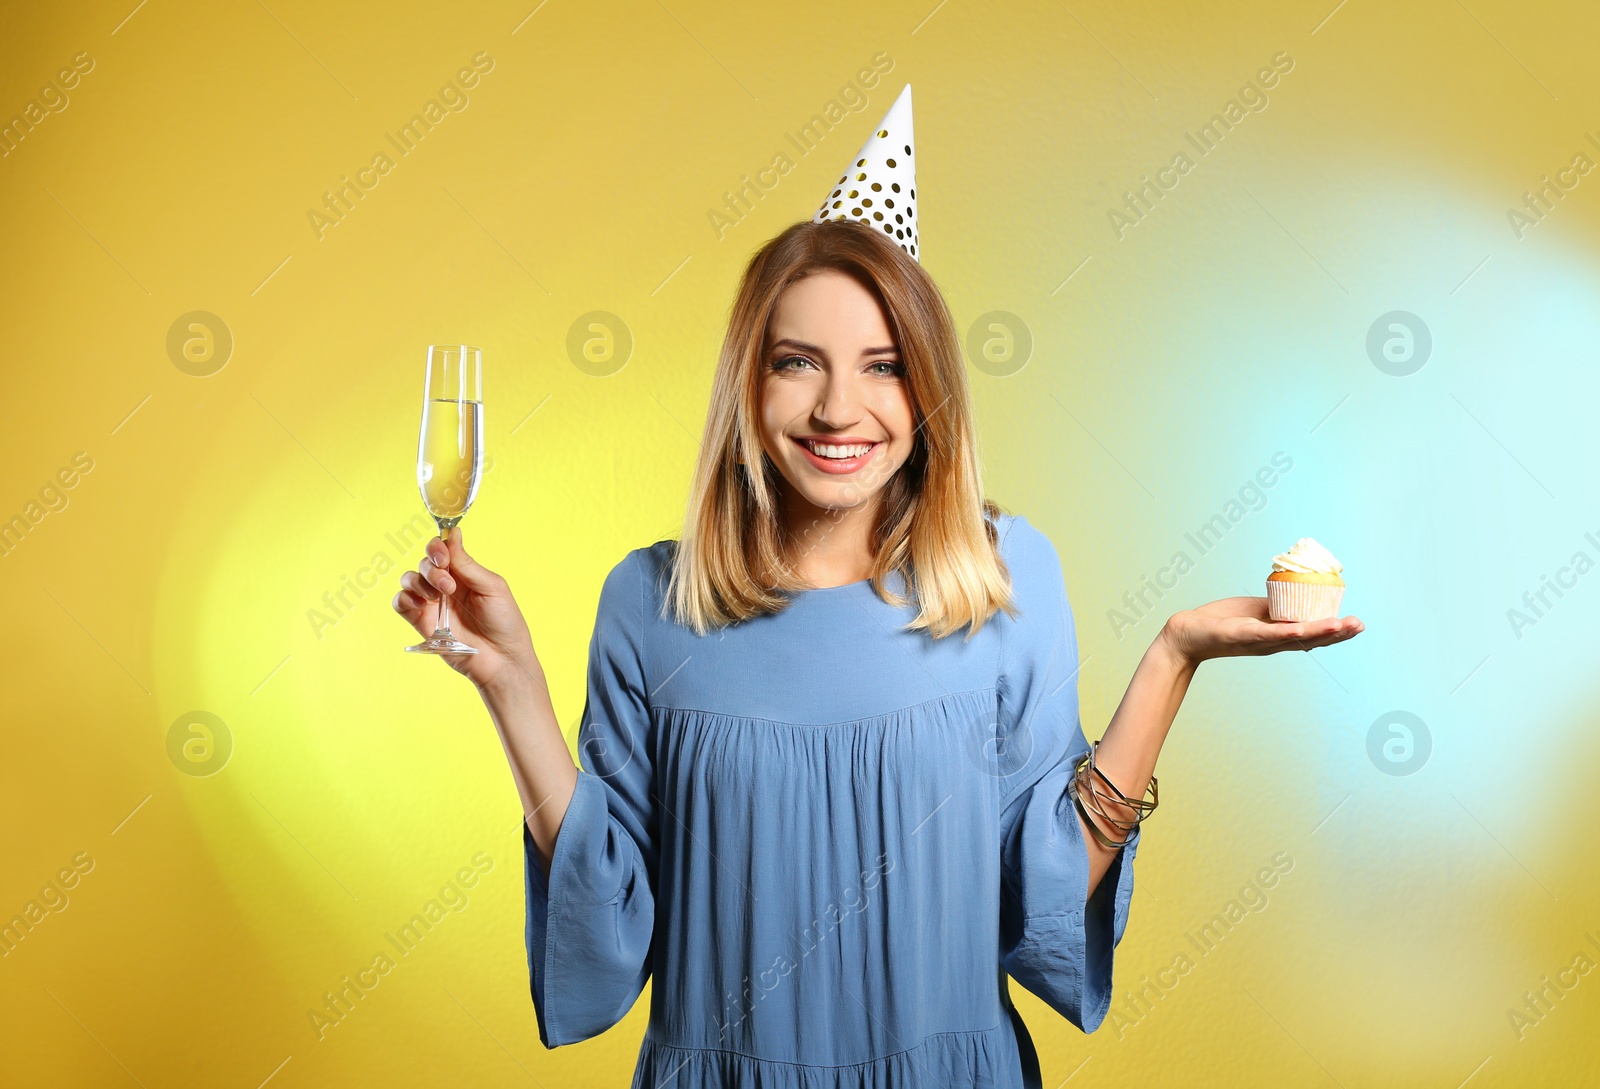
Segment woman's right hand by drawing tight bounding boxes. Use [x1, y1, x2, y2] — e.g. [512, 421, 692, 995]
[394, 526, 539, 693]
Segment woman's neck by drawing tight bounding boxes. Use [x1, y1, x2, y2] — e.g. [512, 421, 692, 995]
[779, 491, 881, 588]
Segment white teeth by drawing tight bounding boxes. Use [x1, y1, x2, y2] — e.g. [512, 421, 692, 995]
[805, 440, 872, 459]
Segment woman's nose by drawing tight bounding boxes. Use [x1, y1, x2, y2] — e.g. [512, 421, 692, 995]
[813, 376, 862, 426]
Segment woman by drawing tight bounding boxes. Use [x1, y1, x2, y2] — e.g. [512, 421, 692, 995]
[393, 218, 1363, 1088]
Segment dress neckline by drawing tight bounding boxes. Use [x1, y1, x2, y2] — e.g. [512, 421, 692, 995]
[800, 576, 872, 593]
[790, 577, 873, 598]
[792, 569, 912, 600]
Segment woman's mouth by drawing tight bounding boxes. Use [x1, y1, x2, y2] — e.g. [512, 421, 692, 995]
[793, 437, 880, 475]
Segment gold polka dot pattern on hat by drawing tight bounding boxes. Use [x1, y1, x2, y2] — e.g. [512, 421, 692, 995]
[811, 83, 918, 263]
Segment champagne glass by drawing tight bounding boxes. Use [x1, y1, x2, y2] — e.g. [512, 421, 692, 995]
[406, 344, 484, 655]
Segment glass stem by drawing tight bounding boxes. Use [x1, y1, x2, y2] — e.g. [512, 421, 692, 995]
[436, 519, 455, 635]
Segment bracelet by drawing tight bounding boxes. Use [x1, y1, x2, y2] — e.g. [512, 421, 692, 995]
[1071, 756, 1151, 848]
[1083, 760, 1158, 826]
[1070, 785, 1133, 850]
[1069, 741, 1158, 850]
[1077, 743, 1158, 828]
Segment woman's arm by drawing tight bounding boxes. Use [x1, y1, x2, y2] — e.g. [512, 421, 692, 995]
[478, 670, 579, 883]
[394, 528, 578, 880]
[399, 534, 660, 1049]
[1079, 598, 1364, 897]
[1076, 626, 1192, 895]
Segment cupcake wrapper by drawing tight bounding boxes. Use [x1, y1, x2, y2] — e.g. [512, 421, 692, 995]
[1266, 579, 1344, 622]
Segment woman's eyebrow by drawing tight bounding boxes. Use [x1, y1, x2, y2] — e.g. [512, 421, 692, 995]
[769, 338, 900, 356]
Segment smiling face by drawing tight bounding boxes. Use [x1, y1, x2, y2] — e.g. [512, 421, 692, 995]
[758, 268, 917, 528]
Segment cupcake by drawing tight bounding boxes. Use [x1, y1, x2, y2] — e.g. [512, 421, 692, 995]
[1266, 537, 1345, 621]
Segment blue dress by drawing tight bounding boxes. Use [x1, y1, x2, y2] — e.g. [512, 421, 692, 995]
[522, 512, 1139, 1088]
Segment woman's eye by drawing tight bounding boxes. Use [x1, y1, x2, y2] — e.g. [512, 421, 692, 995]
[771, 356, 902, 376]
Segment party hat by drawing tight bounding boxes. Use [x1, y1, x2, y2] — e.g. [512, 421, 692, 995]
[813, 83, 918, 261]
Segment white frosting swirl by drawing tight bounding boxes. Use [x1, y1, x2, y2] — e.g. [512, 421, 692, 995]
[1271, 537, 1342, 575]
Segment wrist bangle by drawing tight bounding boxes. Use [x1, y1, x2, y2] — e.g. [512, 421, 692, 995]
[1071, 782, 1136, 849]
[1069, 741, 1158, 849]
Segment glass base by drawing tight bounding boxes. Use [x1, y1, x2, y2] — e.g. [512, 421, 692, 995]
[406, 630, 478, 655]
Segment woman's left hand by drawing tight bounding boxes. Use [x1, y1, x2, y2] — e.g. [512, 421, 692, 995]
[1161, 596, 1364, 667]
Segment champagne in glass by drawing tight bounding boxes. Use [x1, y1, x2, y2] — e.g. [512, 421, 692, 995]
[406, 344, 484, 655]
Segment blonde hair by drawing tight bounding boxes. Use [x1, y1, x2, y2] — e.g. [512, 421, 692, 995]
[665, 217, 1018, 640]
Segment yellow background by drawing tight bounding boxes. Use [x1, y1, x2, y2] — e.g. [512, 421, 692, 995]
[3, 0, 1598, 1085]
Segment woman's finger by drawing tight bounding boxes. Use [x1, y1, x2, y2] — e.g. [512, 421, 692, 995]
[1286, 630, 1354, 653]
[424, 535, 450, 569]
[418, 548, 450, 576]
[394, 590, 433, 631]
[1247, 632, 1332, 654]
[394, 588, 428, 615]
[1242, 623, 1307, 647]
[1258, 616, 1349, 640]
[1281, 622, 1361, 650]
[1198, 615, 1361, 657]
[400, 570, 441, 601]
[393, 591, 436, 637]
[400, 570, 438, 600]
[1270, 618, 1340, 639]
[417, 559, 456, 595]
[442, 526, 505, 594]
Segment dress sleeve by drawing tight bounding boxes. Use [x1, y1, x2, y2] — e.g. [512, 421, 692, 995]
[994, 515, 1139, 1034]
[523, 549, 659, 1048]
